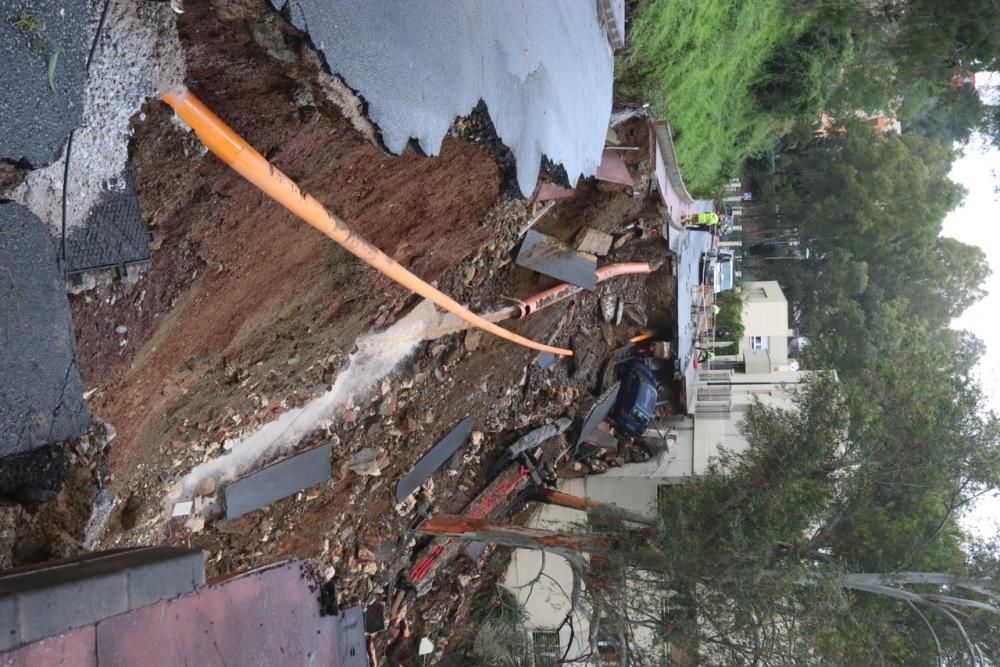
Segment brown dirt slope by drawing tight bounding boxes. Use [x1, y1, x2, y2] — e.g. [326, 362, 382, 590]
[72, 0, 501, 474]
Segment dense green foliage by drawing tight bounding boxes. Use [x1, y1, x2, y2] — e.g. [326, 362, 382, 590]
[752, 24, 853, 118]
[713, 288, 744, 347]
[621, 0, 814, 193]
[623, 0, 1000, 191]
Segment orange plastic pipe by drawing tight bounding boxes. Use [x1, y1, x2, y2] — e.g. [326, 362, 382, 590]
[511, 261, 653, 318]
[161, 87, 571, 356]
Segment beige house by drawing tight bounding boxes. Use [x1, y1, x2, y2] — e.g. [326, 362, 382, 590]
[737, 280, 794, 374]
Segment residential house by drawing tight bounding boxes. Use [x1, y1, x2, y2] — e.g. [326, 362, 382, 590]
[503, 281, 822, 664]
[738, 280, 795, 374]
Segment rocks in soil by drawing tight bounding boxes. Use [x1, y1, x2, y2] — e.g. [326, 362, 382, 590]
[195, 477, 217, 497]
[575, 227, 614, 256]
[349, 448, 388, 476]
[464, 329, 482, 353]
[600, 295, 616, 322]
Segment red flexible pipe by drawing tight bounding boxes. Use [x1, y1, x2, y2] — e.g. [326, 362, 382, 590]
[511, 261, 654, 319]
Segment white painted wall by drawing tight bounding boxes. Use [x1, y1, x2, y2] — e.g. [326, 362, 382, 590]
[504, 478, 591, 662]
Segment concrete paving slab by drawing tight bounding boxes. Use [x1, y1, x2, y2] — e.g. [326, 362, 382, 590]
[517, 229, 597, 291]
[224, 442, 332, 519]
[63, 163, 150, 276]
[577, 384, 620, 446]
[595, 149, 634, 186]
[395, 418, 471, 503]
[0, 203, 90, 462]
[0, 625, 96, 667]
[0, 0, 89, 167]
[95, 560, 351, 667]
[277, 0, 614, 196]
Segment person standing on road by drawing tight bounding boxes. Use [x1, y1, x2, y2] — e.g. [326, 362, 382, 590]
[683, 211, 720, 232]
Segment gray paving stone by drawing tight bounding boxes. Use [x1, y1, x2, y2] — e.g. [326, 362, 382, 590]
[225, 443, 333, 519]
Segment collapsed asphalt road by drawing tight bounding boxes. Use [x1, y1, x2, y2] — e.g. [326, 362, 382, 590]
[0, 0, 88, 169]
[0, 203, 90, 472]
[277, 0, 615, 196]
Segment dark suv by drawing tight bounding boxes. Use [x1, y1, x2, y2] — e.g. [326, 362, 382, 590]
[610, 359, 659, 436]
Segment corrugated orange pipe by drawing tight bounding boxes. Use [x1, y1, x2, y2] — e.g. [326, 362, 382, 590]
[161, 87, 570, 356]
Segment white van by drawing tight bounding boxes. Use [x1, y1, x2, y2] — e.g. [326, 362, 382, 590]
[699, 250, 734, 293]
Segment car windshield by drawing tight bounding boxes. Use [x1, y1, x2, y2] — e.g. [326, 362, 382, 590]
[717, 258, 733, 290]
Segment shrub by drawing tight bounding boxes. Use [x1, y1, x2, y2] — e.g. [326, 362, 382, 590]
[753, 25, 854, 118]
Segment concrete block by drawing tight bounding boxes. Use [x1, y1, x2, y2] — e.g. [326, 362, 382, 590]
[17, 571, 127, 644]
[225, 443, 332, 519]
[0, 592, 19, 651]
[516, 229, 597, 291]
[127, 550, 205, 608]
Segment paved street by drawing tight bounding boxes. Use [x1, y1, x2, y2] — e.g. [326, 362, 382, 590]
[281, 0, 615, 196]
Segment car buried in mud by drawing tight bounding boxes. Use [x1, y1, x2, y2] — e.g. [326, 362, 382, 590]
[610, 358, 659, 437]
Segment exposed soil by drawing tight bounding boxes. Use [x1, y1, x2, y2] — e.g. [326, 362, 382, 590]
[30, 2, 682, 663]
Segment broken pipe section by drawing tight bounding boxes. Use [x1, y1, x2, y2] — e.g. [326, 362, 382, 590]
[161, 87, 571, 357]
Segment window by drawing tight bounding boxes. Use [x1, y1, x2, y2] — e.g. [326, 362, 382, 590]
[533, 631, 561, 667]
[749, 336, 769, 350]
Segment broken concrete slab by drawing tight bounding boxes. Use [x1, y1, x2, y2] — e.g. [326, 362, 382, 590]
[583, 423, 618, 451]
[0, 203, 91, 469]
[534, 183, 576, 202]
[395, 418, 471, 503]
[536, 352, 558, 370]
[577, 383, 620, 446]
[348, 447, 387, 477]
[516, 229, 597, 291]
[464, 541, 488, 561]
[596, 149, 634, 186]
[224, 442, 332, 519]
[575, 228, 614, 256]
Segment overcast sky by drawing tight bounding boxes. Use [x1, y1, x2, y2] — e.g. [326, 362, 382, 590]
[941, 74, 1000, 538]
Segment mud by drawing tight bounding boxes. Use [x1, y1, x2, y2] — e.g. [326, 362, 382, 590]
[52, 3, 677, 663]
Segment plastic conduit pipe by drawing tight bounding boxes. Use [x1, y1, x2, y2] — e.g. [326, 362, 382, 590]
[161, 88, 571, 357]
[510, 262, 653, 319]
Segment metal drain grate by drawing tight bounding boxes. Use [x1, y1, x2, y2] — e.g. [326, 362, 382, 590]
[62, 162, 151, 277]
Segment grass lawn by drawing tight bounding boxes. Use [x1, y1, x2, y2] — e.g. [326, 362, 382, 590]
[621, 0, 813, 194]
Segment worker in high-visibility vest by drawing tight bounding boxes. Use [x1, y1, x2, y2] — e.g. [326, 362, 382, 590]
[683, 211, 719, 230]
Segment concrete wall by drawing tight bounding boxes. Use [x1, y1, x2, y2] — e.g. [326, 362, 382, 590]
[0, 547, 204, 651]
